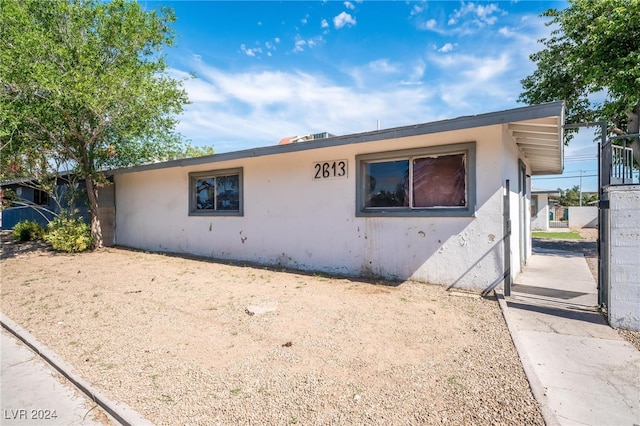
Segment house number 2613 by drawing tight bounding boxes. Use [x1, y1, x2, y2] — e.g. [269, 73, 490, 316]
[313, 160, 347, 180]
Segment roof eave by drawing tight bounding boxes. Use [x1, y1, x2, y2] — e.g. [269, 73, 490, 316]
[109, 101, 566, 176]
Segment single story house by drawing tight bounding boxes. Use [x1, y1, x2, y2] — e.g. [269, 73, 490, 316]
[0, 176, 89, 230]
[531, 187, 561, 231]
[111, 102, 565, 292]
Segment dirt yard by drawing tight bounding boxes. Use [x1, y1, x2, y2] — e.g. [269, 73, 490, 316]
[0, 234, 544, 425]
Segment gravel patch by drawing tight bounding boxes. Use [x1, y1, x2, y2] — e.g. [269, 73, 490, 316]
[0, 237, 544, 425]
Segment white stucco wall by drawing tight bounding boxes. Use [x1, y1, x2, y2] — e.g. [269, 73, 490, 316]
[568, 206, 598, 228]
[531, 194, 550, 231]
[115, 126, 526, 292]
[606, 185, 640, 331]
[500, 124, 532, 275]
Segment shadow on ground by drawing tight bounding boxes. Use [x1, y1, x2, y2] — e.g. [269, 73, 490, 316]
[532, 238, 597, 257]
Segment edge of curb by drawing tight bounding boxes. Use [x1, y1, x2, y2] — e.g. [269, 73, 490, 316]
[0, 312, 154, 426]
[493, 291, 560, 426]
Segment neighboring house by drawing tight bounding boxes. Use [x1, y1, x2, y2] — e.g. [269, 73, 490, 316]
[0, 176, 90, 229]
[531, 188, 560, 231]
[0, 176, 115, 245]
[0, 183, 53, 229]
[110, 102, 564, 292]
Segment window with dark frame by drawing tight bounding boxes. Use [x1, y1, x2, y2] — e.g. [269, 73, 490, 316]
[189, 168, 243, 216]
[356, 143, 476, 217]
[33, 189, 49, 206]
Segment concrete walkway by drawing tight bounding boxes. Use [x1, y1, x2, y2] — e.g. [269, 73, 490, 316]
[0, 315, 153, 426]
[500, 248, 640, 426]
[1, 329, 111, 425]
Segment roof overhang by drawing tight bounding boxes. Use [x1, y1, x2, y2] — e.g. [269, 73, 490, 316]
[507, 105, 565, 175]
[108, 101, 566, 176]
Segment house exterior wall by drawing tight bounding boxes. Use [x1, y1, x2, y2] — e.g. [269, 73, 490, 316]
[500, 124, 532, 275]
[606, 185, 640, 331]
[1, 184, 56, 229]
[531, 194, 550, 231]
[115, 126, 522, 291]
[568, 206, 597, 228]
[0, 181, 92, 229]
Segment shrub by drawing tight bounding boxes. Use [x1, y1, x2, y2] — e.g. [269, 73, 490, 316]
[12, 220, 45, 242]
[45, 214, 93, 252]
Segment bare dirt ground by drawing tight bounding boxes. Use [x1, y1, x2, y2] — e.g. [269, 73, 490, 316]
[1, 232, 543, 425]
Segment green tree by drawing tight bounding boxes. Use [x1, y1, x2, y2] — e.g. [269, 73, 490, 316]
[167, 142, 216, 160]
[1, 0, 189, 247]
[519, 0, 640, 163]
[557, 185, 598, 207]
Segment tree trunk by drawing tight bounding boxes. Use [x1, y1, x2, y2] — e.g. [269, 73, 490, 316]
[84, 175, 103, 249]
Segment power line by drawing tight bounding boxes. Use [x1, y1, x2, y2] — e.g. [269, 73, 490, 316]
[533, 174, 598, 180]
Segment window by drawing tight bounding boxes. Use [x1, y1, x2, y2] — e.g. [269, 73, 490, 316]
[34, 189, 49, 206]
[189, 168, 243, 216]
[356, 143, 475, 217]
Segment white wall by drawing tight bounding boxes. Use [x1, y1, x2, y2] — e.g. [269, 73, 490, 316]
[500, 124, 531, 276]
[606, 185, 640, 331]
[568, 206, 598, 228]
[115, 126, 517, 291]
[531, 194, 550, 231]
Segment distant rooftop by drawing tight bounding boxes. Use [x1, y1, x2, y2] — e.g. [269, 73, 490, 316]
[278, 132, 335, 145]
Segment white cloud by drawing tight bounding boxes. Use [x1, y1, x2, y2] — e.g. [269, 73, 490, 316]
[426, 52, 514, 110]
[274, 37, 281, 44]
[173, 62, 438, 152]
[498, 26, 514, 37]
[240, 44, 262, 57]
[438, 43, 455, 53]
[420, 19, 438, 31]
[291, 35, 323, 53]
[410, 4, 424, 17]
[447, 2, 503, 33]
[369, 59, 397, 73]
[301, 15, 308, 24]
[344, 1, 355, 10]
[346, 59, 402, 88]
[449, 2, 500, 25]
[333, 12, 356, 29]
[321, 19, 329, 28]
[293, 39, 306, 53]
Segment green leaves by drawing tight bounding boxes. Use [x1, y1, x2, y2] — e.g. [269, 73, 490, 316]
[1, 0, 190, 246]
[1, 0, 189, 173]
[519, 0, 640, 139]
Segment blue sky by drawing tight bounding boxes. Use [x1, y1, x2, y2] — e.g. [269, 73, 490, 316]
[143, 0, 600, 192]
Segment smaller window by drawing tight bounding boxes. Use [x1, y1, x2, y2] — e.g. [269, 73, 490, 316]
[189, 168, 243, 216]
[34, 189, 49, 206]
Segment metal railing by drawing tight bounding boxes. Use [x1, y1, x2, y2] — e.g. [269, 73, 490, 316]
[601, 135, 639, 186]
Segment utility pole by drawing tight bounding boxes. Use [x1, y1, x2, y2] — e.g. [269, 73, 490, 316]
[579, 170, 584, 206]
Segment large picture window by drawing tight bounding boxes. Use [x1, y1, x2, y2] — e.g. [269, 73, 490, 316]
[356, 143, 476, 217]
[189, 168, 243, 216]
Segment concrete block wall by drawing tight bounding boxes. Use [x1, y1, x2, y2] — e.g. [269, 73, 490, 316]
[607, 185, 640, 331]
[568, 206, 598, 228]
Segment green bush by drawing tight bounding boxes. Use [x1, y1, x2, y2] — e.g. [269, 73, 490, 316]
[12, 220, 45, 242]
[45, 214, 93, 252]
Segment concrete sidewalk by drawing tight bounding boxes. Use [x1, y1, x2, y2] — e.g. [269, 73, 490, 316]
[1, 315, 153, 426]
[1, 328, 111, 425]
[500, 248, 640, 426]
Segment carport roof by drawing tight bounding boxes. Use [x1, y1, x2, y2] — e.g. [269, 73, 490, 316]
[110, 101, 565, 176]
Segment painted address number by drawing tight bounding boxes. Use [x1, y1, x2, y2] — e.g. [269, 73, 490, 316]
[313, 160, 347, 180]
